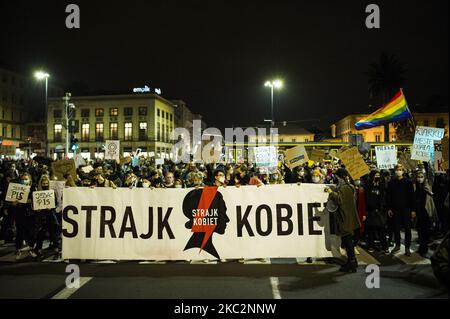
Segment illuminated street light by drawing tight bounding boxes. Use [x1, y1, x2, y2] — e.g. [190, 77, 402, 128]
[264, 79, 283, 128]
[34, 70, 50, 157]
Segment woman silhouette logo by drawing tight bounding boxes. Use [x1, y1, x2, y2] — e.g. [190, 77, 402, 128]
[183, 187, 230, 259]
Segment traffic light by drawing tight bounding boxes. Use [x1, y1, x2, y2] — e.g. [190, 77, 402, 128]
[70, 135, 79, 151]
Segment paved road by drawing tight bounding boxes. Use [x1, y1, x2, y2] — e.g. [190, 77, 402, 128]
[0, 235, 448, 299]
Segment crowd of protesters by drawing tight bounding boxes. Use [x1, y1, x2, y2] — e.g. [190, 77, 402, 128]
[0, 154, 448, 275]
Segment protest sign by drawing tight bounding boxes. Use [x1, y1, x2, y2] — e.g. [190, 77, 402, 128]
[285, 145, 309, 169]
[442, 137, 449, 169]
[398, 152, 417, 172]
[337, 147, 370, 180]
[105, 140, 120, 161]
[411, 126, 445, 162]
[5, 183, 31, 204]
[81, 165, 94, 174]
[434, 143, 446, 173]
[328, 149, 339, 159]
[411, 135, 434, 161]
[414, 126, 445, 140]
[50, 181, 66, 213]
[375, 145, 397, 170]
[254, 146, 278, 168]
[52, 159, 77, 180]
[155, 159, 164, 165]
[33, 190, 56, 210]
[119, 157, 132, 165]
[62, 184, 337, 261]
[309, 149, 326, 163]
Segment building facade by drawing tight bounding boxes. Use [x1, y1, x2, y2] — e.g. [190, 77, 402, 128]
[331, 112, 449, 142]
[47, 94, 176, 159]
[0, 68, 63, 157]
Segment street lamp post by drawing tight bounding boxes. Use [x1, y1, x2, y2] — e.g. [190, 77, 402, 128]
[34, 71, 50, 157]
[264, 79, 283, 128]
[63, 93, 74, 159]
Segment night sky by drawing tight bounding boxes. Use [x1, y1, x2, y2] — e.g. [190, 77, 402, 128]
[1, 0, 448, 130]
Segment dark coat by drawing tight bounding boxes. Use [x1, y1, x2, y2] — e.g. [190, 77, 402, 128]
[328, 182, 360, 237]
[365, 182, 387, 227]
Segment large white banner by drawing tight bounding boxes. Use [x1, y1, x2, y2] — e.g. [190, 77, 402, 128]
[62, 184, 338, 261]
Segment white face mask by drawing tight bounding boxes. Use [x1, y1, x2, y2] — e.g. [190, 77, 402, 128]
[312, 176, 321, 184]
[417, 177, 425, 184]
[395, 170, 404, 177]
[218, 176, 225, 184]
[142, 182, 150, 188]
[299, 171, 305, 177]
[354, 180, 361, 186]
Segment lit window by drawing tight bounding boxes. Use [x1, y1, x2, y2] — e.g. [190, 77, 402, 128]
[82, 123, 90, 142]
[95, 109, 104, 117]
[124, 122, 133, 141]
[95, 123, 104, 141]
[110, 123, 118, 139]
[54, 124, 63, 142]
[110, 108, 118, 116]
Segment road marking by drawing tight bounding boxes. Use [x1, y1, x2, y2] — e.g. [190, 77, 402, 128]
[51, 277, 93, 299]
[357, 247, 381, 265]
[270, 277, 281, 299]
[392, 243, 431, 265]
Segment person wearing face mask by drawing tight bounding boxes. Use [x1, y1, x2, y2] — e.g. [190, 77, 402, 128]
[123, 171, 138, 188]
[324, 168, 360, 273]
[213, 169, 227, 187]
[386, 164, 415, 256]
[140, 178, 151, 189]
[414, 172, 437, 257]
[311, 170, 323, 184]
[11, 172, 36, 260]
[31, 175, 60, 258]
[365, 171, 388, 254]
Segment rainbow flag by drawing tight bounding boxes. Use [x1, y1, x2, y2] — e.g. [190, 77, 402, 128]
[355, 90, 412, 130]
